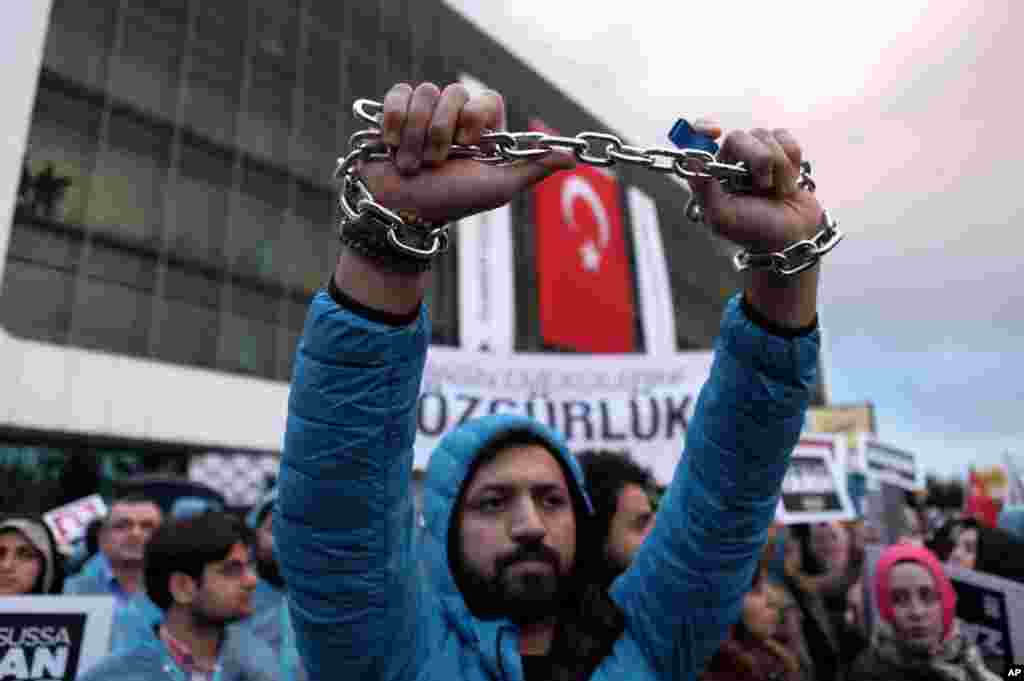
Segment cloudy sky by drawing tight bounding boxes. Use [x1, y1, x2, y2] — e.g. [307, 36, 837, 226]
[443, 0, 1022, 479]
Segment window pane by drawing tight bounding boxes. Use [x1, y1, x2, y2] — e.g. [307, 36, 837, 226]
[26, 87, 102, 225]
[218, 308, 277, 378]
[227, 163, 286, 281]
[151, 297, 219, 368]
[107, 3, 188, 121]
[184, 1, 245, 146]
[70, 278, 151, 356]
[0, 259, 74, 344]
[165, 141, 232, 267]
[42, 0, 118, 90]
[86, 112, 170, 244]
[279, 183, 333, 294]
[82, 242, 157, 291]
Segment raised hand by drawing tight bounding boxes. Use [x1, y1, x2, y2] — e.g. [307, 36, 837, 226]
[687, 122, 823, 253]
[357, 82, 576, 224]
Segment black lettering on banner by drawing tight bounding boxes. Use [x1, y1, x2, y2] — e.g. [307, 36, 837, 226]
[0, 613, 86, 681]
[455, 394, 482, 426]
[525, 398, 559, 429]
[488, 398, 518, 415]
[951, 578, 1014, 670]
[630, 398, 659, 440]
[562, 401, 595, 442]
[664, 396, 691, 439]
[417, 392, 448, 437]
[598, 401, 627, 441]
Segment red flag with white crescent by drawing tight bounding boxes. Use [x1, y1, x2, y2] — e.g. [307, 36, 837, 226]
[531, 119, 637, 352]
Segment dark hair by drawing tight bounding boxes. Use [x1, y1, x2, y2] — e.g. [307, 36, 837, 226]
[576, 449, 654, 550]
[447, 428, 598, 618]
[145, 511, 252, 611]
[106, 494, 162, 526]
[84, 517, 103, 558]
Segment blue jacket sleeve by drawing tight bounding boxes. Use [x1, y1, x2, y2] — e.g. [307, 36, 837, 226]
[275, 291, 430, 681]
[611, 295, 818, 679]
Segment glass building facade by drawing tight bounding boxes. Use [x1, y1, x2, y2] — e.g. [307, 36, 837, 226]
[1, 0, 772, 513]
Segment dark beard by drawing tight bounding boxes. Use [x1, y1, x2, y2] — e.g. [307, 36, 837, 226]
[457, 543, 568, 625]
[257, 556, 285, 590]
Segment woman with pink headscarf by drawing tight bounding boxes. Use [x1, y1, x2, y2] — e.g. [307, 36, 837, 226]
[847, 543, 1000, 681]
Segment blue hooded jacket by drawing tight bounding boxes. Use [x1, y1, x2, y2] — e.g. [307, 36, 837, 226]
[276, 293, 817, 681]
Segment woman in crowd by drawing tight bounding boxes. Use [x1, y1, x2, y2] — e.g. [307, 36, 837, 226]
[0, 514, 64, 595]
[784, 521, 864, 681]
[930, 517, 1024, 583]
[847, 543, 1000, 681]
[701, 553, 808, 681]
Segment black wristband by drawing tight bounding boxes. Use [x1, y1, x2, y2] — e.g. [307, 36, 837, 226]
[327, 271, 421, 327]
[740, 295, 818, 338]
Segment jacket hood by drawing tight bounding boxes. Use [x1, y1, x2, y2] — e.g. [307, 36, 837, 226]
[419, 414, 592, 634]
[247, 487, 278, 530]
[0, 517, 58, 594]
[874, 543, 956, 640]
[998, 505, 1024, 540]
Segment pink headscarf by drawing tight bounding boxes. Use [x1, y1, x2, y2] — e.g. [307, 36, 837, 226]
[874, 543, 957, 640]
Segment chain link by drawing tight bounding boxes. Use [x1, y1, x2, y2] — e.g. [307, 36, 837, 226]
[336, 98, 841, 272]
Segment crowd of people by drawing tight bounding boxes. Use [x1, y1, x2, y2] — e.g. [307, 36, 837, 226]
[2, 460, 1021, 680]
[3, 80, 1023, 680]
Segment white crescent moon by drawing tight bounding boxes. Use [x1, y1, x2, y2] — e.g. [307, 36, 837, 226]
[560, 176, 611, 248]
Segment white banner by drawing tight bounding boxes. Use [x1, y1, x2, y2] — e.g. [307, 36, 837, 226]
[0, 596, 114, 679]
[627, 187, 676, 356]
[42, 495, 107, 553]
[456, 73, 515, 354]
[776, 435, 856, 524]
[858, 435, 921, 491]
[414, 347, 714, 484]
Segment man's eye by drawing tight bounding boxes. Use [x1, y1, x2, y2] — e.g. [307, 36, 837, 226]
[477, 498, 504, 512]
[542, 495, 567, 509]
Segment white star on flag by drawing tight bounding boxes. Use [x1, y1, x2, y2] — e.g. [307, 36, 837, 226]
[579, 240, 601, 271]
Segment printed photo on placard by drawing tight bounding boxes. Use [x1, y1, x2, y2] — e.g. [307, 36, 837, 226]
[776, 436, 856, 524]
[857, 434, 921, 491]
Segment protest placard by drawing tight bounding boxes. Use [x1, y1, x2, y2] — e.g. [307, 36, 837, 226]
[776, 436, 856, 524]
[857, 435, 921, 491]
[42, 495, 106, 553]
[0, 596, 113, 680]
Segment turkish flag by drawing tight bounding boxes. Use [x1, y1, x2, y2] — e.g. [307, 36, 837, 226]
[531, 119, 637, 352]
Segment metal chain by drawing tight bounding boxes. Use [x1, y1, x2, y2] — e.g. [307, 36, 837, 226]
[335, 98, 841, 272]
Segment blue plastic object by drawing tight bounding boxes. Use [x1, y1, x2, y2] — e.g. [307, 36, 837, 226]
[668, 118, 719, 155]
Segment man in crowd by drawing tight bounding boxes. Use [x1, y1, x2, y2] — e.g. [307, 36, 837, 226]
[576, 449, 657, 588]
[276, 81, 827, 680]
[80, 511, 279, 681]
[64, 493, 163, 607]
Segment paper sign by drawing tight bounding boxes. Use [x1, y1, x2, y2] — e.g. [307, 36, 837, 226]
[0, 596, 114, 679]
[776, 436, 856, 524]
[42, 495, 106, 551]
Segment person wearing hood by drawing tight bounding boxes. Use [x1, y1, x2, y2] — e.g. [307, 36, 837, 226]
[246, 488, 307, 681]
[275, 81, 826, 681]
[847, 544, 1000, 681]
[0, 515, 63, 595]
[79, 511, 279, 681]
[997, 505, 1024, 541]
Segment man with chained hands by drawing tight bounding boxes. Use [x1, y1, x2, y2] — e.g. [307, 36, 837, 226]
[275, 81, 832, 681]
